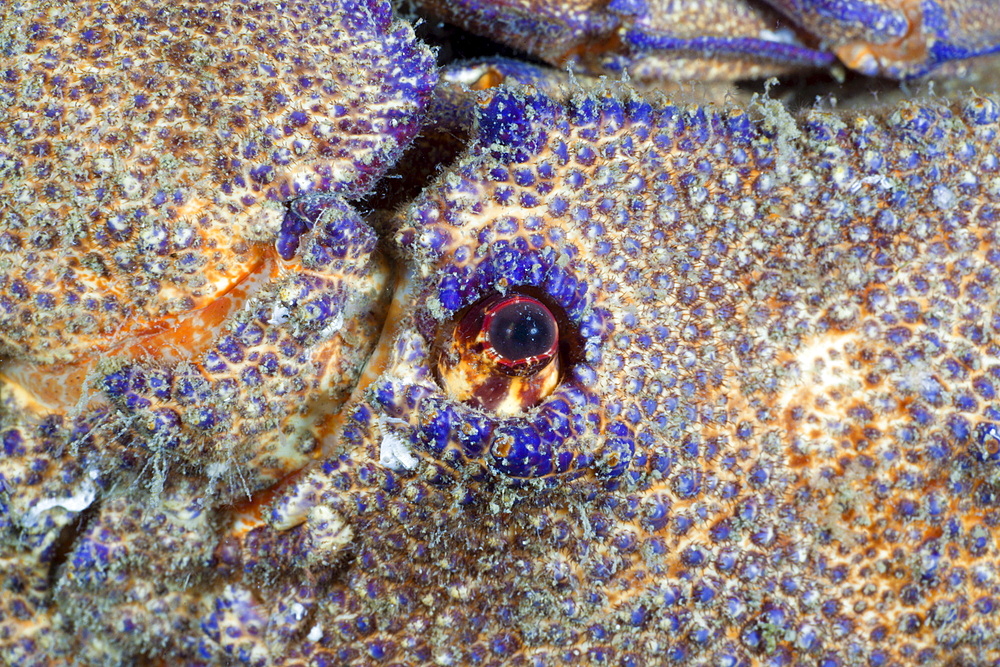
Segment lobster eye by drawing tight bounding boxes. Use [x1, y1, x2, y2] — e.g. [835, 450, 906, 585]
[484, 296, 558, 370]
[438, 292, 561, 414]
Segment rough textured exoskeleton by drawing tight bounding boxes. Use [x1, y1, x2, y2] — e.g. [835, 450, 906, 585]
[220, 87, 1000, 665]
[2, 0, 1000, 665]
[0, 1, 434, 662]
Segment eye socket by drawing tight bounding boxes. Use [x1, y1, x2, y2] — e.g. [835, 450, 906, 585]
[438, 291, 561, 414]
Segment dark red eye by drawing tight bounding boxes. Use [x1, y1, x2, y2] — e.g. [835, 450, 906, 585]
[482, 295, 558, 372]
[438, 292, 561, 414]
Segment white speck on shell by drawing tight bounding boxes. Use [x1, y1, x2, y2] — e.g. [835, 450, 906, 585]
[269, 303, 291, 325]
[379, 430, 418, 471]
[24, 469, 98, 526]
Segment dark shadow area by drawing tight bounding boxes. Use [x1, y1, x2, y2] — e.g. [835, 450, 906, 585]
[45, 500, 100, 594]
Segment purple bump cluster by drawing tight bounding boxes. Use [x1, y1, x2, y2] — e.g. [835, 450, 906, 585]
[0, 0, 435, 363]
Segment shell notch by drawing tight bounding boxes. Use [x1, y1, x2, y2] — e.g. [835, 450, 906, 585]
[437, 291, 561, 414]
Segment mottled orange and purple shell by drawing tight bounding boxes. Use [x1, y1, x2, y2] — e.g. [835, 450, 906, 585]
[3, 0, 1000, 666]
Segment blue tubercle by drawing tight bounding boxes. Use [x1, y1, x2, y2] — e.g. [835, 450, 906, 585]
[477, 90, 560, 161]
